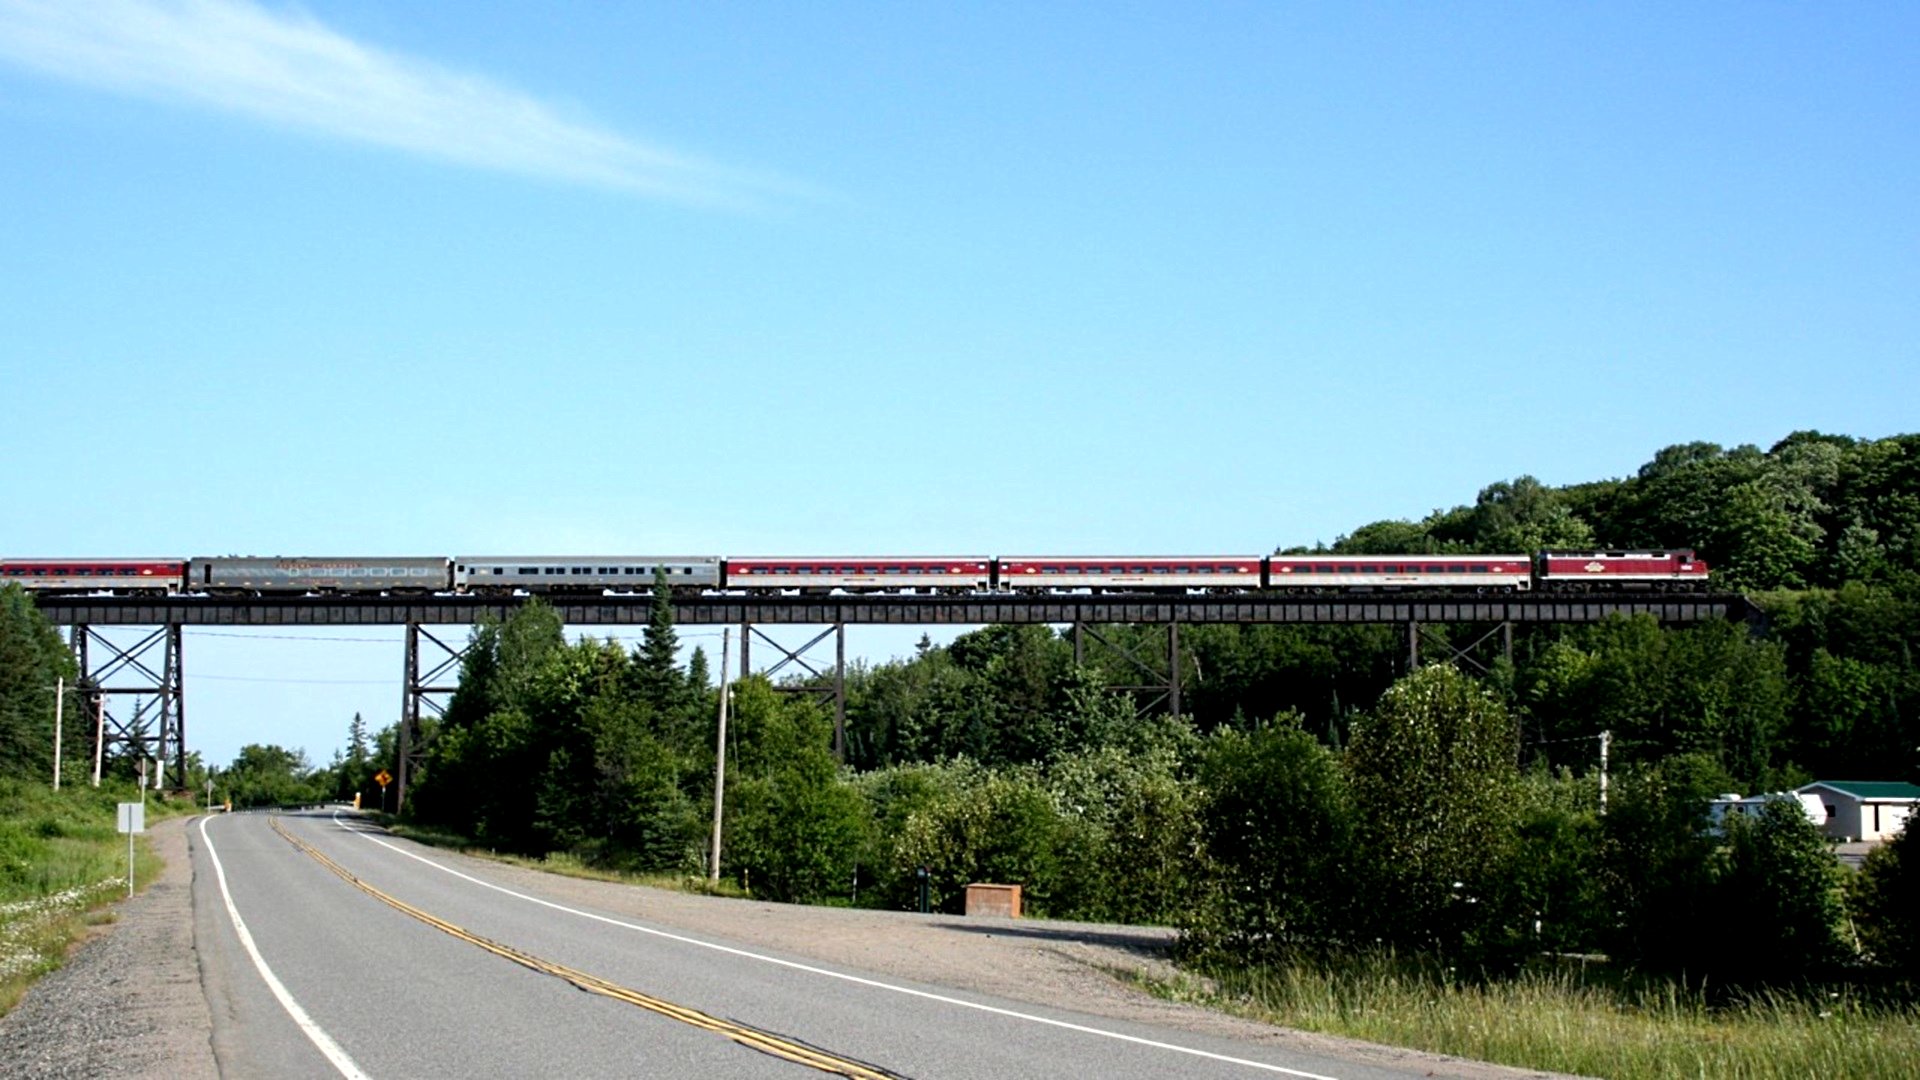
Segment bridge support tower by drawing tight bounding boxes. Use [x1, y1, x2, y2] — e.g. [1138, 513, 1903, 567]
[1406, 620, 1514, 675]
[67, 624, 187, 789]
[394, 622, 469, 813]
[739, 621, 847, 760]
[1072, 622, 1182, 717]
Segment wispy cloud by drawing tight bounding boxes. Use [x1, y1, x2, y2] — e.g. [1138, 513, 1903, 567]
[0, 0, 781, 205]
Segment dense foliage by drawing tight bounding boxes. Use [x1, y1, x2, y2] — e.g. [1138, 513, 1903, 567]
[393, 435, 1920, 987]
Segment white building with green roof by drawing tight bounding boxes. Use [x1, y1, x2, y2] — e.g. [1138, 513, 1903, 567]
[1796, 781, 1920, 842]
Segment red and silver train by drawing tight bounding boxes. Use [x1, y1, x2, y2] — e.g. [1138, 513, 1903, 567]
[0, 550, 1709, 596]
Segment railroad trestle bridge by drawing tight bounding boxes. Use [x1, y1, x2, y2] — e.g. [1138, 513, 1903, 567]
[37, 592, 1756, 809]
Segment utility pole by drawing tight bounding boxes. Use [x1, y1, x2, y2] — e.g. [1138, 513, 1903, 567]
[52, 678, 63, 791]
[92, 693, 105, 787]
[1599, 729, 1612, 813]
[709, 628, 731, 883]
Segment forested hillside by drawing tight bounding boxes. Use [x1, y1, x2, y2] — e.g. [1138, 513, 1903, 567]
[388, 431, 1920, 990]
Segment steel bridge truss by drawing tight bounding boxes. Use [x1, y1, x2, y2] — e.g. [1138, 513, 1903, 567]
[1073, 622, 1182, 717]
[69, 624, 186, 789]
[740, 622, 847, 760]
[1408, 620, 1515, 675]
[38, 592, 1752, 810]
[394, 623, 472, 812]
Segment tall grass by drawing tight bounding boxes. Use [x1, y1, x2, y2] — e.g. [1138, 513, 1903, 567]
[1137, 953, 1919, 1079]
[0, 778, 172, 1014]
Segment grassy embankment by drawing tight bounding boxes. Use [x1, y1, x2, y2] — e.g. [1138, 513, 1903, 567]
[0, 777, 177, 1014]
[1137, 954, 1919, 1080]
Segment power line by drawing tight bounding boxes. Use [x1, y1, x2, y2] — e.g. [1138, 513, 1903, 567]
[193, 674, 395, 686]
[188, 631, 398, 643]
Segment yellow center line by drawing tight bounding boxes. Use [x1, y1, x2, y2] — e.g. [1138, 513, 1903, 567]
[269, 816, 908, 1080]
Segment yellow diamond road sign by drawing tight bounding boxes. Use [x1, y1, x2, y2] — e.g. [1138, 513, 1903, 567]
[374, 769, 392, 788]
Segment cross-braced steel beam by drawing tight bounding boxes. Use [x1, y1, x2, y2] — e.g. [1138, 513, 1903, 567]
[1407, 620, 1513, 675]
[394, 622, 470, 812]
[739, 621, 847, 760]
[70, 624, 186, 788]
[1072, 622, 1182, 717]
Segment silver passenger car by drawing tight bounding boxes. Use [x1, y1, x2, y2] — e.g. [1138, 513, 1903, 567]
[188, 556, 452, 594]
[453, 556, 722, 595]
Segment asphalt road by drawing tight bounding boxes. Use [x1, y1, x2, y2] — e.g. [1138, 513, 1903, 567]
[191, 809, 1431, 1080]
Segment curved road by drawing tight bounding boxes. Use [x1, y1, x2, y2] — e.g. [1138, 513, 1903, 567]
[191, 810, 1425, 1079]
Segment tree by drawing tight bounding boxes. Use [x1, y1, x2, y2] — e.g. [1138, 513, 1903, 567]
[332, 711, 378, 801]
[224, 744, 324, 807]
[1597, 753, 1732, 973]
[1469, 476, 1595, 553]
[1851, 823, 1919, 976]
[1346, 664, 1520, 956]
[0, 585, 77, 780]
[1709, 797, 1848, 980]
[633, 566, 683, 712]
[1715, 480, 1820, 590]
[1184, 718, 1354, 961]
[721, 680, 866, 902]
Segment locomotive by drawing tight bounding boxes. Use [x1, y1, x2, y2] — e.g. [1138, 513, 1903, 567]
[0, 550, 1708, 596]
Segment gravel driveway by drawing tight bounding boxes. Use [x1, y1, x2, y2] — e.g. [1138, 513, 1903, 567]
[0, 814, 1565, 1079]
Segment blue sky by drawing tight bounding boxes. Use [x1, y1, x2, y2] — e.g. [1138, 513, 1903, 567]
[3, 2, 1915, 769]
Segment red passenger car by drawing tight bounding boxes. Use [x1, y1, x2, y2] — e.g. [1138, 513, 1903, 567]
[723, 557, 991, 594]
[1265, 555, 1533, 591]
[995, 557, 1261, 593]
[0, 559, 187, 595]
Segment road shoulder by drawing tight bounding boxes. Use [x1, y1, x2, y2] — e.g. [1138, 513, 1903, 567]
[0, 814, 219, 1080]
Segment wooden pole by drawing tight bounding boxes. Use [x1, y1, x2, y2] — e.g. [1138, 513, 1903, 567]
[709, 628, 731, 882]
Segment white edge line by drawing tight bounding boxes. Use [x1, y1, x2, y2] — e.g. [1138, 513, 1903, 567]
[199, 815, 371, 1080]
[328, 811, 1338, 1080]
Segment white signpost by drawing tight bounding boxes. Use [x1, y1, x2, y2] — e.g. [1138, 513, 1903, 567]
[117, 801, 145, 898]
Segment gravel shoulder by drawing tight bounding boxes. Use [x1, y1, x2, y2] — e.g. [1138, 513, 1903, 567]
[0, 813, 1571, 1079]
[0, 815, 218, 1080]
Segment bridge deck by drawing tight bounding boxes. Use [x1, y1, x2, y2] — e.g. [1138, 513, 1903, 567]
[37, 593, 1752, 626]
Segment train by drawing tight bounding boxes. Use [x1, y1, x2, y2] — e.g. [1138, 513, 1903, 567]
[0, 550, 1709, 596]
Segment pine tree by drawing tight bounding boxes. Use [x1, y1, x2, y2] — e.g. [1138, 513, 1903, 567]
[347, 712, 369, 768]
[635, 566, 683, 710]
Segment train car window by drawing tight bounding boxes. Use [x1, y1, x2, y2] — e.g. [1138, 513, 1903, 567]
[1360, 565, 1378, 574]
[1471, 565, 1487, 573]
